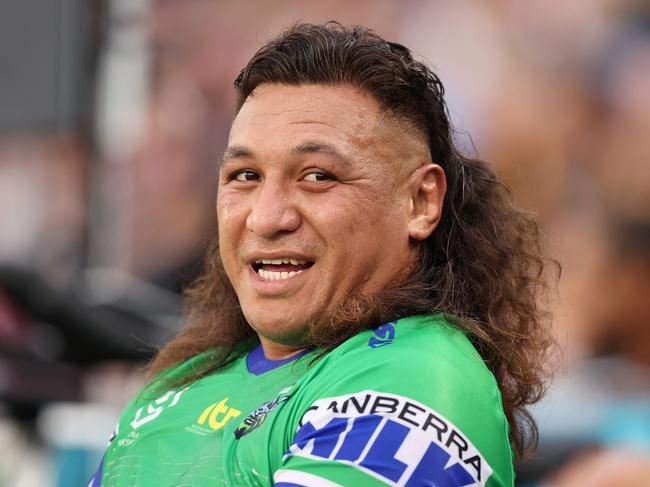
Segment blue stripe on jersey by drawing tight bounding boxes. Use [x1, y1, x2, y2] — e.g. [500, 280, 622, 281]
[87, 454, 104, 487]
[246, 344, 313, 375]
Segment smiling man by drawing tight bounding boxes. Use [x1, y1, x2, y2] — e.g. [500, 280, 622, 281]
[219, 82, 439, 359]
[93, 23, 554, 487]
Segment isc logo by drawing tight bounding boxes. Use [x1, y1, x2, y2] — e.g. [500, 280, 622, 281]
[287, 391, 492, 487]
[197, 397, 241, 431]
[368, 321, 397, 348]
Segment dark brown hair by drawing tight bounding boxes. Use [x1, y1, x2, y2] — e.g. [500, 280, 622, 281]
[148, 22, 557, 458]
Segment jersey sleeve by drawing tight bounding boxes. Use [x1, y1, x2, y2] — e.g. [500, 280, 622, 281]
[275, 316, 514, 487]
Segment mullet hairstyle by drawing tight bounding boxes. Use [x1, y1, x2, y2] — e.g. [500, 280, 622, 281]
[148, 22, 558, 459]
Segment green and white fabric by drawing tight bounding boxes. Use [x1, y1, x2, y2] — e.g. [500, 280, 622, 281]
[93, 315, 514, 486]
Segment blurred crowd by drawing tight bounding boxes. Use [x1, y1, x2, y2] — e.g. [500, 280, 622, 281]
[1, 0, 649, 485]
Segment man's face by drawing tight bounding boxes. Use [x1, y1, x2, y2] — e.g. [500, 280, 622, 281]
[217, 84, 432, 348]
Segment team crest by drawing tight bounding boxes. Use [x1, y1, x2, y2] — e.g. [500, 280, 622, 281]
[234, 387, 292, 439]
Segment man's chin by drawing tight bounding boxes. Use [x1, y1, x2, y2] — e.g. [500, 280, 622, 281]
[245, 312, 314, 347]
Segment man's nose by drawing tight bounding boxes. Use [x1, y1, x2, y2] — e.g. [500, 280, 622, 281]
[245, 180, 301, 238]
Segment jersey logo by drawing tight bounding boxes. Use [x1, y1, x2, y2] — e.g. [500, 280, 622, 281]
[130, 387, 188, 430]
[368, 320, 397, 348]
[234, 386, 292, 439]
[197, 397, 241, 430]
[287, 391, 493, 486]
[185, 397, 242, 436]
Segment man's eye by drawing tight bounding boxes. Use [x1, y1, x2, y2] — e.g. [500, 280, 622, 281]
[233, 170, 259, 182]
[303, 171, 333, 182]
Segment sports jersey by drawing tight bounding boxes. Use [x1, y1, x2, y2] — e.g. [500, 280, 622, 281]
[91, 314, 514, 486]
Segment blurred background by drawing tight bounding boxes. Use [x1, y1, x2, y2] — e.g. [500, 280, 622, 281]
[1, 0, 649, 485]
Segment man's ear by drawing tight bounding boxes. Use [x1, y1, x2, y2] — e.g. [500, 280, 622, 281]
[407, 163, 446, 241]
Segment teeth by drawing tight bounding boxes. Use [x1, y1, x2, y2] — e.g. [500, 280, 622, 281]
[255, 258, 307, 265]
[258, 269, 307, 281]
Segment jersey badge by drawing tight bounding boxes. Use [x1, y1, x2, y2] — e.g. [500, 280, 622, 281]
[368, 320, 397, 348]
[129, 387, 188, 431]
[234, 386, 292, 439]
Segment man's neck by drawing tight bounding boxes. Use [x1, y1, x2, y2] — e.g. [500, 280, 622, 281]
[258, 336, 307, 360]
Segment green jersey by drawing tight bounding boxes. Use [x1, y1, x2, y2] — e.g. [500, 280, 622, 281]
[91, 315, 514, 486]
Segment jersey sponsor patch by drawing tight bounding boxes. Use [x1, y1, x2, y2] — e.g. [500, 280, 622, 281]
[235, 386, 293, 439]
[287, 391, 492, 486]
[368, 320, 397, 348]
[186, 397, 242, 436]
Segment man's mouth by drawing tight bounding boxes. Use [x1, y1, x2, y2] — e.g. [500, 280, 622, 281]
[251, 258, 314, 281]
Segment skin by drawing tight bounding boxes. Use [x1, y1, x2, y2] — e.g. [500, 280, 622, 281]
[217, 84, 446, 359]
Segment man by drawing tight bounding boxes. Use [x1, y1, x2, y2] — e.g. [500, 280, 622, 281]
[93, 23, 553, 486]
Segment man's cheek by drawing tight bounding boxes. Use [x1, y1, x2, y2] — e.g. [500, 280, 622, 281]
[218, 246, 241, 288]
[321, 206, 366, 235]
[217, 200, 236, 224]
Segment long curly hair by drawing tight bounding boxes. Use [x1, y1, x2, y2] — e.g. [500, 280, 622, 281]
[148, 22, 558, 459]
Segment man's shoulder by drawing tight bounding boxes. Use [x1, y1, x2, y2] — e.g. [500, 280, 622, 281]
[287, 314, 514, 486]
[326, 314, 490, 381]
[299, 313, 503, 420]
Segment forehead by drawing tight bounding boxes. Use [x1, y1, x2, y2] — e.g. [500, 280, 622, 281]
[228, 84, 428, 169]
[230, 84, 381, 146]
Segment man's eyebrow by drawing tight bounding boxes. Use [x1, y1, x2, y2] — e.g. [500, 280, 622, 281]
[222, 145, 255, 163]
[290, 140, 351, 166]
[222, 141, 351, 166]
